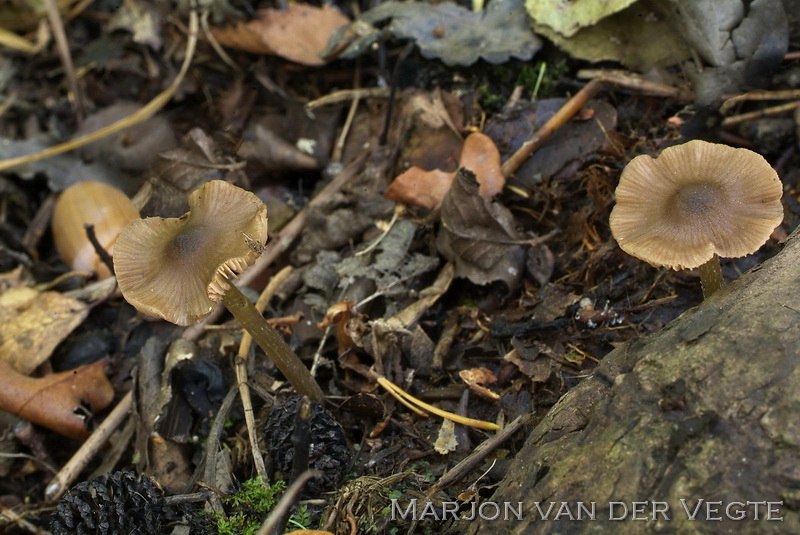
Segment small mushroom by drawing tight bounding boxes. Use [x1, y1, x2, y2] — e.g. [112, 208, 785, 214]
[114, 180, 323, 401]
[610, 139, 783, 298]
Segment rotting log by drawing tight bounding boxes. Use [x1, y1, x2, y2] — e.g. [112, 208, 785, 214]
[453, 228, 800, 534]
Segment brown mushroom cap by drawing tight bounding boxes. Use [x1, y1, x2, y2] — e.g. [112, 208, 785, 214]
[113, 180, 267, 326]
[610, 140, 783, 270]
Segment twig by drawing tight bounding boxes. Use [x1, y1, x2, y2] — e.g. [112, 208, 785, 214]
[84, 224, 115, 276]
[501, 78, 604, 177]
[0, 506, 49, 535]
[330, 71, 362, 164]
[576, 69, 693, 99]
[43, 0, 84, 122]
[427, 413, 531, 494]
[200, 9, 241, 73]
[190, 386, 238, 514]
[45, 390, 133, 502]
[721, 100, 800, 127]
[305, 87, 391, 111]
[235, 266, 294, 482]
[256, 470, 323, 535]
[502, 71, 692, 178]
[377, 376, 499, 430]
[720, 88, 800, 112]
[355, 204, 404, 256]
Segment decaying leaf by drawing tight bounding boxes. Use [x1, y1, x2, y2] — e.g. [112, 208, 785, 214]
[386, 132, 504, 209]
[433, 418, 458, 454]
[532, 0, 691, 71]
[385, 168, 455, 210]
[238, 103, 340, 171]
[436, 169, 527, 289]
[0, 135, 116, 192]
[76, 101, 177, 174]
[329, 0, 541, 66]
[485, 99, 617, 187]
[107, 0, 163, 49]
[0, 359, 114, 440]
[459, 367, 500, 401]
[211, 3, 350, 66]
[0, 287, 89, 374]
[330, 219, 440, 318]
[525, 0, 637, 38]
[504, 340, 557, 383]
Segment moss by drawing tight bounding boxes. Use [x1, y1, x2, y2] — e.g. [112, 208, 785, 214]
[214, 477, 311, 535]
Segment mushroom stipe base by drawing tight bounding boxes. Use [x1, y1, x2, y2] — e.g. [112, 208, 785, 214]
[222, 283, 325, 403]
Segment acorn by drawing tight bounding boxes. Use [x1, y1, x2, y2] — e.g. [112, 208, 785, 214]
[51, 181, 140, 279]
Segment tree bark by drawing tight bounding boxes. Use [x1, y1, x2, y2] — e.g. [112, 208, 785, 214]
[456, 229, 800, 534]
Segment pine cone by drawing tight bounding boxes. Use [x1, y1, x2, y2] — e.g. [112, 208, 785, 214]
[264, 396, 352, 496]
[50, 471, 165, 535]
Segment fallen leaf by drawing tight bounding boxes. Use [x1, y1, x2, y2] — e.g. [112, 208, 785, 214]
[332, 0, 541, 66]
[485, 99, 617, 188]
[385, 167, 454, 210]
[436, 169, 527, 289]
[212, 4, 350, 66]
[532, 0, 691, 71]
[459, 132, 504, 198]
[0, 288, 89, 374]
[107, 0, 163, 49]
[0, 359, 114, 440]
[504, 341, 555, 383]
[525, 0, 637, 38]
[433, 418, 458, 454]
[0, 134, 115, 191]
[385, 132, 505, 209]
[459, 367, 500, 401]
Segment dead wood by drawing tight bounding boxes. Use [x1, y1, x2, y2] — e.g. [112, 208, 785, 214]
[455, 228, 800, 534]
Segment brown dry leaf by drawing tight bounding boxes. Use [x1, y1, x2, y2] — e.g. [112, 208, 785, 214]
[506, 338, 563, 383]
[406, 90, 463, 134]
[384, 167, 454, 210]
[436, 169, 527, 288]
[0, 287, 89, 374]
[148, 435, 193, 493]
[0, 359, 114, 440]
[459, 367, 500, 401]
[386, 133, 505, 209]
[211, 4, 350, 66]
[459, 132, 504, 198]
[485, 99, 617, 187]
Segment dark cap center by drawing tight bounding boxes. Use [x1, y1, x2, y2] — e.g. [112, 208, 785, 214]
[668, 181, 724, 218]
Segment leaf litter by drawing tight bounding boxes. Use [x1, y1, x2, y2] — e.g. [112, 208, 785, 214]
[0, 0, 798, 532]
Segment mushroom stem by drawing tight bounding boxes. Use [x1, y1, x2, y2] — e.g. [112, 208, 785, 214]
[222, 284, 324, 402]
[698, 254, 723, 298]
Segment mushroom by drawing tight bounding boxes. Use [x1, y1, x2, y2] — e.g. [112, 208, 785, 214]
[113, 180, 324, 402]
[609, 139, 783, 298]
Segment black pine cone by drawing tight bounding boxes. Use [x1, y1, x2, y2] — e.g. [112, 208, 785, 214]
[50, 470, 165, 535]
[264, 395, 352, 496]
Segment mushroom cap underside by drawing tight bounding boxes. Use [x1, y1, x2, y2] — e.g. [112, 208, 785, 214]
[114, 180, 268, 326]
